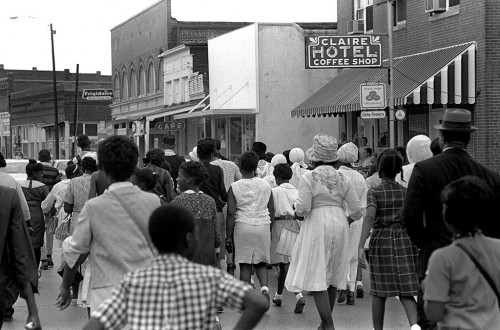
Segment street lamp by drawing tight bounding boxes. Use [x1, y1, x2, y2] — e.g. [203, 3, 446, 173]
[10, 16, 60, 158]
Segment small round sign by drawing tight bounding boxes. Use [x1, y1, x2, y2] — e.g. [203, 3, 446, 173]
[395, 109, 405, 120]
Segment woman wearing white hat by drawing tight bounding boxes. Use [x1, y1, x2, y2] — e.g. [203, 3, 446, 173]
[285, 134, 365, 330]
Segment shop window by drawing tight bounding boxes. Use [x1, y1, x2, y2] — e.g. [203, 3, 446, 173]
[69, 123, 84, 136]
[85, 124, 98, 136]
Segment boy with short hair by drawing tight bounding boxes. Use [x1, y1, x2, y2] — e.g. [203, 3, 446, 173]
[84, 204, 269, 330]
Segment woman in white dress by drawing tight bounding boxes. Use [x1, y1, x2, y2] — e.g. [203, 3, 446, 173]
[289, 147, 310, 189]
[285, 134, 365, 330]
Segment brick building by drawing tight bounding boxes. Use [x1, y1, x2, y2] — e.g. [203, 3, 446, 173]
[0, 66, 111, 159]
[110, 0, 249, 157]
[291, 0, 500, 172]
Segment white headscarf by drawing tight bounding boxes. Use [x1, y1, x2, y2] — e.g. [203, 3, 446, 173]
[337, 142, 358, 164]
[406, 135, 432, 164]
[270, 154, 287, 167]
[289, 148, 309, 189]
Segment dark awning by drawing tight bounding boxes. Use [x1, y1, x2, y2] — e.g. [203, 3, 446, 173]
[291, 42, 476, 118]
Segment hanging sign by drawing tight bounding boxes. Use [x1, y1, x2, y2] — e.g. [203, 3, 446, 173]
[361, 111, 387, 119]
[360, 83, 387, 109]
[82, 89, 114, 100]
[305, 35, 382, 69]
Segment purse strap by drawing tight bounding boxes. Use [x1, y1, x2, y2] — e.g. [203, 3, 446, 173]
[455, 243, 500, 306]
[110, 190, 156, 255]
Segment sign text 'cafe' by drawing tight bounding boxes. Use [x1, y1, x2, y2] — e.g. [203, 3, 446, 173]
[306, 35, 382, 69]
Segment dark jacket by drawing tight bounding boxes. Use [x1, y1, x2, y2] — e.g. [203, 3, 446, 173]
[200, 162, 228, 212]
[402, 148, 500, 274]
[41, 163, 61, 191]
[164, 153, 186, 190]
[0, 186, 38, 294]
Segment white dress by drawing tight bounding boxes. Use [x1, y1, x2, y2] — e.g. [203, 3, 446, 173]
[285, 166, 364, 292]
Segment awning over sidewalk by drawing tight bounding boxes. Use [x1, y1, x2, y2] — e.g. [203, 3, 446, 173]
[291, 42, 476, 118]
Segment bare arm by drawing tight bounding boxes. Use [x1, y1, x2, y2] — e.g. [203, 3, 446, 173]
[88, 172, 98, 199]
[358, 205, 376, 268]
[234, 289, 269, 330]
[267, 192, 275, 226]
[226, 187, 236, 247]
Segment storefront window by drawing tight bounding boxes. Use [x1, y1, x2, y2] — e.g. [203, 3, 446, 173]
[215, 118, 228, 158]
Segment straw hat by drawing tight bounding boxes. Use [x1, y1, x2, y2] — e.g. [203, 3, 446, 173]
[305, 134, 339, 163]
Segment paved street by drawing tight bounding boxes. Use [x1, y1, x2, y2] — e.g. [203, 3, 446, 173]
[4, 246, 409, 330]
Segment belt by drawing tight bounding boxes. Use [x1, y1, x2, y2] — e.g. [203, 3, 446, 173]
[275, 215, 294, 220]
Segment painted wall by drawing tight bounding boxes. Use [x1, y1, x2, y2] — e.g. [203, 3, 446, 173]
[208, 24, 258, 111]
[257, 23, 339, 155]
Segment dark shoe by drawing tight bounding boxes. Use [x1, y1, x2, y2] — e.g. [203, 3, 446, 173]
[346, 291, 355, 305]
[37, 270, 42, 278]
[294, 297, 306, 313]
[272, 296, 282, 307]
[337, 290, 346, 303]
[227, 263, 236, 276]
[47, 256, 54, 268]
[356, 284, 364, 298]
[40, 260, 49, 270]
[3, 317, 13, 322]
[217, 306, 224, 313]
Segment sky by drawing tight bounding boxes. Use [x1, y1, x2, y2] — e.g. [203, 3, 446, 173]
[0, 0, 337, 76]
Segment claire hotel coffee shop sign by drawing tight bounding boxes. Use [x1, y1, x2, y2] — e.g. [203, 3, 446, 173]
[305, 35, 382, 69]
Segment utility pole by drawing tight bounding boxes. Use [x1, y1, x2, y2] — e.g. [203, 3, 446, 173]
[50, 23, 59, 158]
[387, 0, 395, 148]
[72, 64, 79, 157]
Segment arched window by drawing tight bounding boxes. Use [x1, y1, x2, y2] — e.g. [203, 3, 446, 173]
[158, 58, 164, 92]
[130, 68, 137, 98]
[138, 65, 146, 96]
[121, 71, 128, 99]
[147, 62, 155, 93]
[113, 74, 120, 100]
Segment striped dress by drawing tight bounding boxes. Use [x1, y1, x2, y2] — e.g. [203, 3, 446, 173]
[367, 180, 419, 297]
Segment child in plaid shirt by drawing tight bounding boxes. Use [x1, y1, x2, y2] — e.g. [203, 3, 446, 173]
[84, 204, 268, 330]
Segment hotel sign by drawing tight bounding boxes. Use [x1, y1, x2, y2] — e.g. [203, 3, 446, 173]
[305, 35, 382, 69]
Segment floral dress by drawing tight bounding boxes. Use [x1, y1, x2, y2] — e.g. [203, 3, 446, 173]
[172, 191, 220, 267]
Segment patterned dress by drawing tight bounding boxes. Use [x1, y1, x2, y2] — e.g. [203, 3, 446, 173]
[172, 191, 220, 267]
[367, 180, 419, 297]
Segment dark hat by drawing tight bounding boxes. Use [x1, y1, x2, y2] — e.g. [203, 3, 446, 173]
[162, 135, 176, 145]
[252, 142, 267, 158]
[434, 108, 477, 132]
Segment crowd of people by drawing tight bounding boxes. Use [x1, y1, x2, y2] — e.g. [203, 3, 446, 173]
[0, 108, 499, 330]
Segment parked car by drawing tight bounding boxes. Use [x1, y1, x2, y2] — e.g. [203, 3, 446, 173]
[1, 159, 29, 182]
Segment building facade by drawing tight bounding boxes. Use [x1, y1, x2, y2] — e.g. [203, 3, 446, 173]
[109, 0, 249, 158]
[171, 23, 338, 161]
[0, 66, 111, 159]
[292, 0, 500, 171]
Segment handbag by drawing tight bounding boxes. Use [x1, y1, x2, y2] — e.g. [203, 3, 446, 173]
[54, 214, 72, 241]
[46, 215, 58, 235]
[276, 226, 299, 257]
[456, 243, 500, 309]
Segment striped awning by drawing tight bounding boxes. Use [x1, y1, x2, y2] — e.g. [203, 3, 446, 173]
[291, 42, 476, 118]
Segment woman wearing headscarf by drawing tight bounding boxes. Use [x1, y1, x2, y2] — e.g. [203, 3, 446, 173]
[289, 148, 309, 189]
[336, 142, 368, 305]
[285, 134, 365, 330]
[396, 135, 432, 188]
[264, 154, 287, 188]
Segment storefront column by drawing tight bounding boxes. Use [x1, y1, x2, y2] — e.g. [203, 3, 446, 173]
[145, 119, 150, 153]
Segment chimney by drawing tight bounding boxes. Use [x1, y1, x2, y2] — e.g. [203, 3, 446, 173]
[96, 71, 101, 75]
[0, 64, 4, 70]
[64, 68, 70, 80]
[32, 67, 37, 71]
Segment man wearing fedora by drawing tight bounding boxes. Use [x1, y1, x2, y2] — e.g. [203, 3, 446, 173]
[402, 108, 500, 330]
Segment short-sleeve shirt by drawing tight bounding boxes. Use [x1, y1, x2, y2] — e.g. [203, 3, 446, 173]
[425, 234, 500, 329]
[367, 181, 406, 227]
[64, 174, 91, 213]
[92, 254, 251, 330]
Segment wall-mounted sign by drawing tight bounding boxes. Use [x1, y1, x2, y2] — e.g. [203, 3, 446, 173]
[305, 35, 382, 69]
[82, 89, 114, 100]
[154, 121, 185, 131]
[360, 83, 386, 109]
[395, 109, 406, 121]
[361, 110, 387, 119]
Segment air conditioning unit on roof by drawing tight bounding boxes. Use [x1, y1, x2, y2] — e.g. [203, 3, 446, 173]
[347, 20, 364, 35]
[425, 0, 446, 13]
